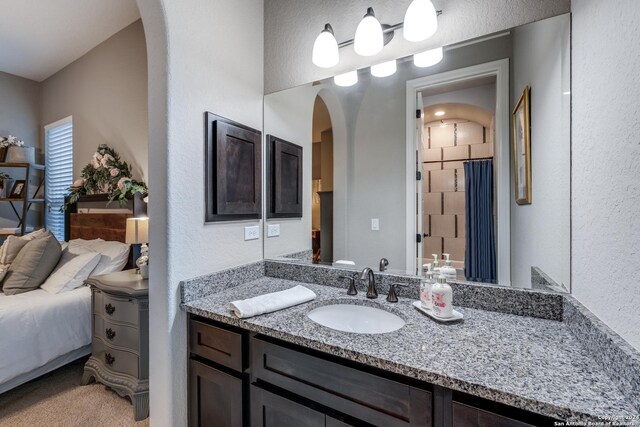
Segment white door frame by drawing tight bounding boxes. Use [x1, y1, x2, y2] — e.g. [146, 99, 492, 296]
[405, 59, 511, 286]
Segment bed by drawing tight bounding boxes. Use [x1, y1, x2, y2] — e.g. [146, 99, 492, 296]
[0, 194, 144, 394]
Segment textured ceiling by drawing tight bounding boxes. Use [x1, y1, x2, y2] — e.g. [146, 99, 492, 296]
[0, 0, 140, 81]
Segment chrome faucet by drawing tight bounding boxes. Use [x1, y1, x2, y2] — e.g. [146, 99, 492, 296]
[379, 258, 389, 272]
[360, 267, 378, 299]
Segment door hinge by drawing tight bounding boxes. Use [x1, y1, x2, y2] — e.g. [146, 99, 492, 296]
[416, 171, 422, 181]
[416, 234, 422, 243]
[416, 109, 421, 119]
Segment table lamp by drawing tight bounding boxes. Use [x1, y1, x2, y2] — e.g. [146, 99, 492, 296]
[126, 217, 149, 278]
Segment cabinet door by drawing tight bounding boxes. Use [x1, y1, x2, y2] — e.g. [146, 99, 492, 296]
[251, 385, 324, 427]
[189, 360, 243, 427]
[452, 402, 534, 427]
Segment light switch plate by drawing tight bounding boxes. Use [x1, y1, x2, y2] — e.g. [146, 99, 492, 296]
[244, 225, 260, 241]
[267, 224, 280, 237]
[371, 218, 380, 231]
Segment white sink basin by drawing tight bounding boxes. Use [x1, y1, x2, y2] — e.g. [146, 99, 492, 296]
[307, 304, 405, 334]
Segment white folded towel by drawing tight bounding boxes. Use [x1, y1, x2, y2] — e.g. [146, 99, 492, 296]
[229, 285, 316, 318]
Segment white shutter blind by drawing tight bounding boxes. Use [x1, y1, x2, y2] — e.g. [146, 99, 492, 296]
[45, 117, 73, 241]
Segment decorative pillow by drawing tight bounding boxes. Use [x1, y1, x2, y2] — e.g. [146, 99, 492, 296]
[2, 232, 62, 295]
[0, 228, 48, 264]
[67, 239, 130, 276]
[41, 251, 101, 294]
[0, 263, 10, 283]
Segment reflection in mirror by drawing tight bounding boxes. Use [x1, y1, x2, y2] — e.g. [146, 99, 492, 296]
[264, 14, 570, 292]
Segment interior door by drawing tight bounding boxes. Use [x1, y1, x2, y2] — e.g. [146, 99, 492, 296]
[415, 92, 425, 275]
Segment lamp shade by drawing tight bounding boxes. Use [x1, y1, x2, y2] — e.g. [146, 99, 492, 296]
[403, 0, 438, 42]
[354, 7, 383, 56]
[414, 46, 443, 67]
[312, 24, 339, 68]
[371, 59, 397, 77]
[126, 217, 149, 244]
[334, 70, 358, 87]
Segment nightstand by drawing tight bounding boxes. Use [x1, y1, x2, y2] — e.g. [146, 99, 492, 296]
[81, 269, 149, 421]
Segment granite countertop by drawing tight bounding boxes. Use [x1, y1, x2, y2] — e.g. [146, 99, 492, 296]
[183, 277, 639, 422]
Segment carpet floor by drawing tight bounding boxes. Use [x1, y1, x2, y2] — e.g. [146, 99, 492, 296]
[0, 357, 149, 427]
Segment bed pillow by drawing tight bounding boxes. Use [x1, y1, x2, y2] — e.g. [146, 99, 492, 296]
[40, 250, 101, 294]
[0, 228, 48, 264]
[2, 232, 62, 295]
[67, 239, 130, 276]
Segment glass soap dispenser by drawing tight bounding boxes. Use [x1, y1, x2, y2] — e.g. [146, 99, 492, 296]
[420, 269, 435, 310]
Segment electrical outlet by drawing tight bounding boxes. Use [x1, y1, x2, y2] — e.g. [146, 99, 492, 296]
[371, 218, 380, 231]
[267, 224, 280, 237]
[244, 225, 260, 241]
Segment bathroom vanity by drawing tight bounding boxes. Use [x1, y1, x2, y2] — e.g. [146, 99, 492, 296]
[181, 261, 640, 427]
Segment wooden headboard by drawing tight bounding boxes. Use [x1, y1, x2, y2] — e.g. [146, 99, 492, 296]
[64, 193, 147, 269]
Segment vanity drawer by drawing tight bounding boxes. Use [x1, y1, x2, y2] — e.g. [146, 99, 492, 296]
[189, 319, 243, 372]
[94, 315, 139, 353]
[251, 337, 432, 426]
[93, 337, 140, 379]
[93, 290, 139, 326]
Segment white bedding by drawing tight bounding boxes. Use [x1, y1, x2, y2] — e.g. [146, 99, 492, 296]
[0, 286, 92, 389]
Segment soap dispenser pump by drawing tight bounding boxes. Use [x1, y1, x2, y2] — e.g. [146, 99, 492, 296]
[431, 274, 453, 318]
[441, 253, 457, 280]
[431, 254, 441, 274]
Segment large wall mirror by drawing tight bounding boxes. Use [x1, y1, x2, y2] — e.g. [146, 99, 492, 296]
[263, 14, 571, 292]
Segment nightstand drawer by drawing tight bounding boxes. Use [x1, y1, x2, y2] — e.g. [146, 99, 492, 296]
[94, 290, 139, 326]
[189, 319, 243, 372]
[93, 337, 140, 379]
[94, 315, 139, 353]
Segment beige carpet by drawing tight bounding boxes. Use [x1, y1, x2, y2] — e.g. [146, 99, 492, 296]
[0, 358, 149, 427]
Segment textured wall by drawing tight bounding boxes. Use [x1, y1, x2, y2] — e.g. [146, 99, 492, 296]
[41, 21, 148, 182]
[0, 71, 42, 228]
[510, 15, 571, 289]
[137, 0, 265, 425]
[572, 0, 640, 350]
[264, 0, 570, 93]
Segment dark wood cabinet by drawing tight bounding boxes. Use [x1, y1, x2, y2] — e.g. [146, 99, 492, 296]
[190, 359, 243, 427]
[266, 135, 303, 218]
[187, 315, 556, 427]
[251, 385, 325, 427]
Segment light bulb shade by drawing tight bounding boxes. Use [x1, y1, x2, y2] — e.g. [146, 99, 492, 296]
[414, 46, 443, 67]
[403, 0, 438, 42]
[354, 8, 384, 56]
[312, 24, 339, 68]
[334, 70, 358, 87]
[371, 59, 397, 77]
[126, 217, 149, 244]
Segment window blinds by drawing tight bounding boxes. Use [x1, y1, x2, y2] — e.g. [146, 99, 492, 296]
[45, 117, 73, 241]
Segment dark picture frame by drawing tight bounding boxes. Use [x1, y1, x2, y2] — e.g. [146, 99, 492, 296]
[9, 179, 26, 199]
[266, 135, 303, 218]
[205, 112, 262, 222]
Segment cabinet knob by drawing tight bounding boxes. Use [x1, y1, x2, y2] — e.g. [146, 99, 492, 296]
[106, 328, 116, 340]
[105, 353, 115, 365]
[105, 304, 115, 315]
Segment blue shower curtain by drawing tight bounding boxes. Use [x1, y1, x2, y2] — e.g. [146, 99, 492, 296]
[464, 160, 497, 283]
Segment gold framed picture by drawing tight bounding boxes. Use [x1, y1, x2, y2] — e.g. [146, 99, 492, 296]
[512, 86, 531, 204]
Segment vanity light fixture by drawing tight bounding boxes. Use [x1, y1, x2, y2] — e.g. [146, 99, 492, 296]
[312, 5, 442, 68]
[312, 24, 340, 68]
[354, 7, 384, 56]
[403, 0, 438, 42]
[371, 59, 397, 77]
[414, 46, 443, 67]
[334, 70, 359, 87]
[434, 111, 445, 116]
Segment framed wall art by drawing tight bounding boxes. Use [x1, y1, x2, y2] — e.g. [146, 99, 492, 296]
[205, 112, 261, 222]
[266, 134, 303, 218]
[512, 86, 531, 205]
